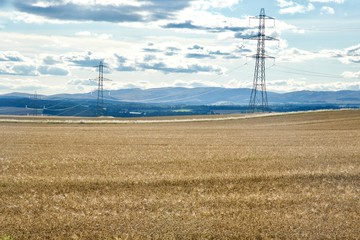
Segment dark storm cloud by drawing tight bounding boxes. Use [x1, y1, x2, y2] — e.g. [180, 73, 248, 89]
[10, 0, 194, 22]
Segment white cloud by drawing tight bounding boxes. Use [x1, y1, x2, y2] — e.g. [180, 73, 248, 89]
[0, 62, 70, 76]
[320, 6, 335, 14]
[0, 51, 26, 62]
[38, 65, 70, 76]
[167, 7, 249, 34]
[42, 55, 62, 65]
[342, 71, 360, 79]
[308, 81, 360, 91]
[98, 34, 112, 40]
[0, 63, 38, 76]
[267, 78, 307, 92]
[270, 20, 306, 38]
[63, 51, 105, 67]
[279, 3, 315, 14]
[75, 31, 92, 36]
[174, 80, 222, 88]
[0, 51, 71, 77]
[0, 78, 49, 94]
[309, 0, 345, 4]
[8, 0, 194, 23]
[0, 11, 65, 24]
[138, 60, 224, 75]
[320, 44, 360, 64]
[193, 0, 242, 9]
[59, 0, 148, 7]
[67, 79, 97, 86]
[276, 44, 360, 64]
[266, 78, 360, 92]
[277, 0, 295, 8]
[75, 31, 113, 40]
[277, 48, 317, 62]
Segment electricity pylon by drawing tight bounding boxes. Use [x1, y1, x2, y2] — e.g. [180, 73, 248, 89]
[92, 61, 111, 117]
[96, 61, 105, 116]
[245, 8, 278, 112]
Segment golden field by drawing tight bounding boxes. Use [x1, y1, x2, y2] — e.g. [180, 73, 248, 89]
[0, 110, 359, 239]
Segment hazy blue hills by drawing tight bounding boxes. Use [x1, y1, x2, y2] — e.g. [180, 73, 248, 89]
[102, 88, 360, 105]
[2, 87, 360, 105]
[1, 87, 359, 117]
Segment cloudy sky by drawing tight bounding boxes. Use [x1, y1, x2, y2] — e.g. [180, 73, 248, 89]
[0, 0, 359, 94]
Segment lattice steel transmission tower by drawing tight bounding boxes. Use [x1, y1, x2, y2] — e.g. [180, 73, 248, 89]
[246, 8, 278, 112]
[96, 61, 105, 116]
[93, 61, 112, 117]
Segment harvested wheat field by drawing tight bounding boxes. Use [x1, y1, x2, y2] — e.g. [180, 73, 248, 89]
[0, 110, 359, 239]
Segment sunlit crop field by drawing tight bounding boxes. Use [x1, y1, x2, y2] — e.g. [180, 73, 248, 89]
[1, 110, 359, 239]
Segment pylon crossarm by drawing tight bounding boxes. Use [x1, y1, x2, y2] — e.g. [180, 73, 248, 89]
[250, 15, 275, 20]
[103, 77, 112, 82]
[246, 54, 275, 60]
[245, 34, 279, 41]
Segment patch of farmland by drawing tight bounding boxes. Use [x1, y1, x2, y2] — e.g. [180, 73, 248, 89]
[0, 110, 359, 239]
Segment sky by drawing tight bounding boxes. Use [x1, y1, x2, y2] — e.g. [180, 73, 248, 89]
[0, 0, 360, 95]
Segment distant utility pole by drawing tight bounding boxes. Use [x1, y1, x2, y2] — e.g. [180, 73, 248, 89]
[245, 8, 278, 112]
[33, 91, 38, 116]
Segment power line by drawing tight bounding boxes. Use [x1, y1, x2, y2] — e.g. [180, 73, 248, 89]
[54, 104, 86, 116]
[301, 27, 360, 32]
[72, 107, 92, 117]
[273, 65, 345, 79]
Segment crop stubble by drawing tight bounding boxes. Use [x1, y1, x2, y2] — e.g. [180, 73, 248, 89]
[0, 110, 359, 239]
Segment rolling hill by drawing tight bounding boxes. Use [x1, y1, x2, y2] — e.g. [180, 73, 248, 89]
[40, 87, 360, 105]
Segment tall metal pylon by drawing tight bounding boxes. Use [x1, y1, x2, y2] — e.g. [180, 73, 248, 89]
[245, 8, 278, 112]
[96, 61, 105, 116]
[92, 61, 112, 116]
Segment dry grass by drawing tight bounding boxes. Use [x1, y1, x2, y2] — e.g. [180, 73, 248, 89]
[0, 110, 359, 239]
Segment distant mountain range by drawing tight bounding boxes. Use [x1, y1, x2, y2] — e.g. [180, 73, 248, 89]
[2, 87, 360, 105]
